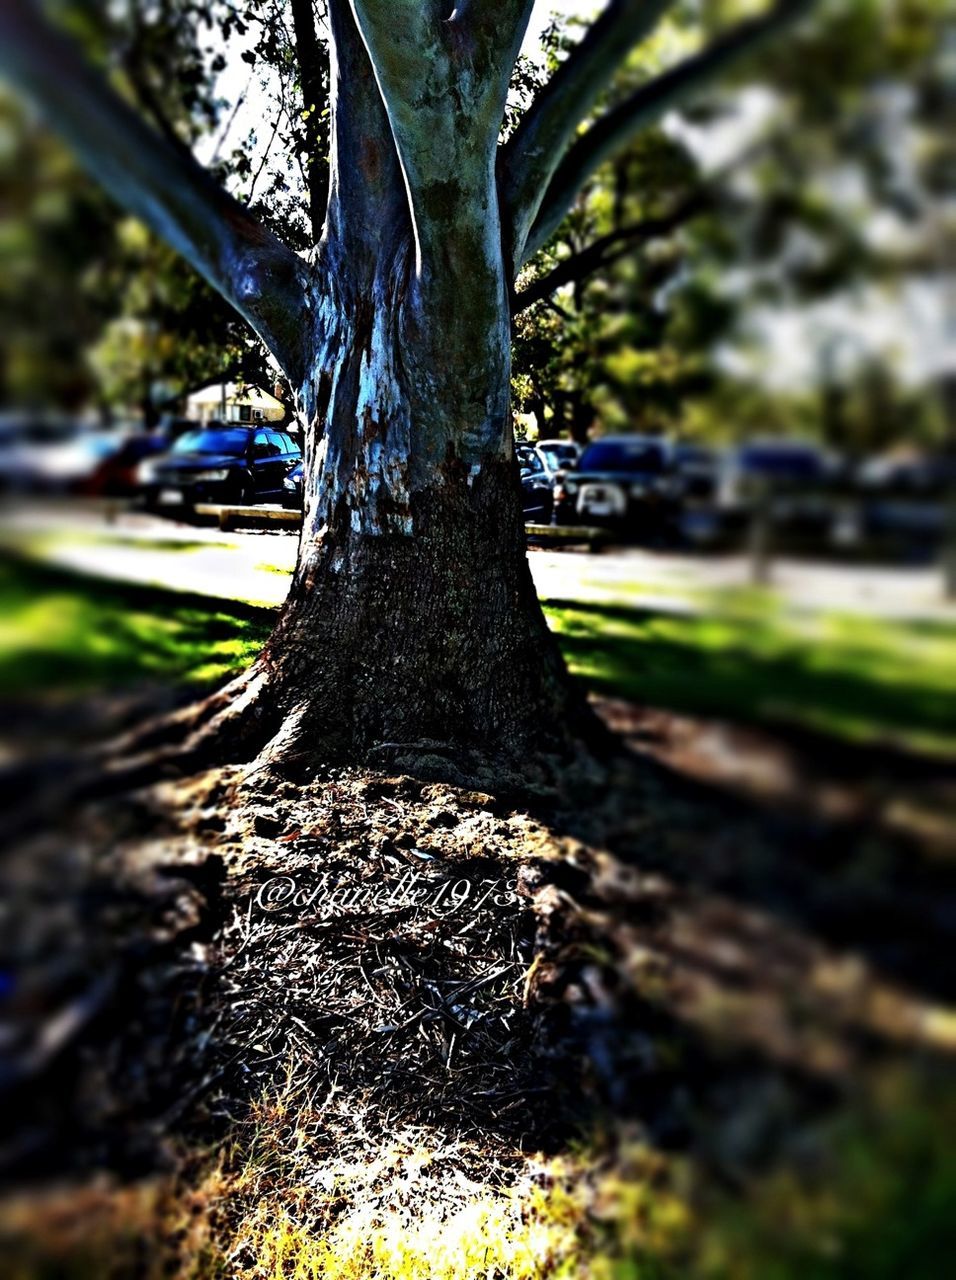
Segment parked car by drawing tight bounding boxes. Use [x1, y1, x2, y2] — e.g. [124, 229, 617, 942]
[138, 424, 301, 508]
[718, 440, 834, 530]
[282, 458, 304, 509]
[853, 452, 951, 554]
[553, 435, 677, 533]
[0, 416, 40, 490]
[857, 452, 952, 499]
[679, 439, 838, 548]
[535, 438, 581, 477]
[672, 443, 718, 501]
[516, 446, 554, 523]
[0, 417, 124, 492]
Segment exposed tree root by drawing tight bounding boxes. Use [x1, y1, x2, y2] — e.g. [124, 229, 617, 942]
[0, 664, 615, 852]
[81, 665, 285, 799]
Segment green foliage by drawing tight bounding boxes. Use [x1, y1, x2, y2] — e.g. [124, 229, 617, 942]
[0, 96, 119, 409]
[0, 0, 319, 415]
[514, 0, 946, 450]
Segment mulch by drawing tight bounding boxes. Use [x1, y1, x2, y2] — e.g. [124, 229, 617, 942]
[3, 746, 955, 1201]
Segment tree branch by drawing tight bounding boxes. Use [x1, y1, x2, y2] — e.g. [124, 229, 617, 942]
[523, 0, 816, 263]
[500, 0, 675, 271]
[323, 0, 408, 265]
[346, 0, 533, 198]
[513, 188, 711, 313]
[289, 0, 330, 242]
[0, 1, 311, 381]
[345, 0, 534, 275]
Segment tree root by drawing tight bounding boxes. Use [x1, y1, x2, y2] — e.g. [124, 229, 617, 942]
[89, 666, 263, 766]
[0, 667, 287, 847]
[2, 630, 624, 845]
[79, 665, 285, 799]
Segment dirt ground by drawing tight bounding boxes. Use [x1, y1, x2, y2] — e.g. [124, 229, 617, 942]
[1, 676, 955, 1277]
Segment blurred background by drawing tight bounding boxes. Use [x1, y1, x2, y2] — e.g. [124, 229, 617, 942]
[1, 1, 955, 1277]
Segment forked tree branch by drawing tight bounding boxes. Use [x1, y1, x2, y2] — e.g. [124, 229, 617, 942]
[500, 0, 675, 270]
[324, 0, 408, 263]
[347, 0, 534, 186]
[345, 0, 534, 279]
[0, 1, 311, 380]
[522, 0, 816, 263]
[513, 187, 711, 313]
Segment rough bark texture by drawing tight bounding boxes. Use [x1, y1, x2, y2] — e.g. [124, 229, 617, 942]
[236, 0, 595, 775]
[261, 460, 591, 770]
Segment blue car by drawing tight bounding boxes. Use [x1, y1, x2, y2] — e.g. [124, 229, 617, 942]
[283, 458, 304, 508]
[140, 424, 301, 508]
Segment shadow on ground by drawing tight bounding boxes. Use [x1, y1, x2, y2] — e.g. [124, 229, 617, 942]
[1, 555, 955, 1277]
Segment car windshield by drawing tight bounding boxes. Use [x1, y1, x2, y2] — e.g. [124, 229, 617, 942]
[540, 444, 577, 464]
[518, 449, 544, 474]
[579, 440, 665, 473]
[172, 428, 250, 457]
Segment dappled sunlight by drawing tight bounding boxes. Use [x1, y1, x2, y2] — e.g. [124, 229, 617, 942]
[0, 556, 273, 701]
[545, 596, 956, 759]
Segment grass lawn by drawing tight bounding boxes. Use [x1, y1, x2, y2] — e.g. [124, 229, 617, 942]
[1, 552, 954, 758]
[0, 555, 274, 695]
[544, 595, 956, 758]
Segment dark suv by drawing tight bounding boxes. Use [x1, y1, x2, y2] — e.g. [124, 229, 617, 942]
[554, 435, 677, 533]
[139, 424, 301, 508]
[516, 444, 554, 523]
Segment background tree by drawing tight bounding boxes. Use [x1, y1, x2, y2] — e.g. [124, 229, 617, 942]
[0, 0, 324, 420]
[0, 0, 816, 781]
[513, 0, 944, 455]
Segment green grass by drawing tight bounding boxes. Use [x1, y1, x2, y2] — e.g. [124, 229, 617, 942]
[5, 1072, 954, 1280]
[544, 594, 956, 758]
[0, 555, 274, 695]
[1, 551, 953, 759]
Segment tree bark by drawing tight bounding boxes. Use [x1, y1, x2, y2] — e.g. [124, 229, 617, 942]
[217, 0, 597, 778]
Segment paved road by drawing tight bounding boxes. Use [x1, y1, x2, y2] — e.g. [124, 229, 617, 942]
[1, 498, 953, 620]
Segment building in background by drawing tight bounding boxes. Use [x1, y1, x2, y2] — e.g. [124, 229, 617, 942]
[185, 382, 285, 425]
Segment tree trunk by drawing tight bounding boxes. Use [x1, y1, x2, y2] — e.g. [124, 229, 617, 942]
[203, 3, 599, 781]
[263, 447, 585, 770]
[251, 255, 592, 775]
[0, 0, 818, 790]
